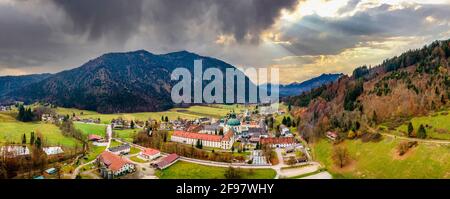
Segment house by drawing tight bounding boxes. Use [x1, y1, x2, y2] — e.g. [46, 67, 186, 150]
[45, 168, 57, 175]
[41, 114, 55, 122]
[326, 131, 338, 141]
[108, 144, 131, 155]
[88, 134, 103, 142]
[0, 145, 30, 157]
[155, 153, 179, 170]
[280, 125, 291, 136]
[185, 124, 203, 133]
[139, 148, 161, 160]
[170, 129, 235, 150]
[260, 137, 296, 148]
[97, 151, 135, 179]
[0, 105, 11, 112]
[43, 147, 64, 155]
[199, 124, 221, 134]
[195, 117, 210, 125]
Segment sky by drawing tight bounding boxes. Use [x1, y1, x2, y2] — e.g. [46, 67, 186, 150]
[0, 0, 450, 84]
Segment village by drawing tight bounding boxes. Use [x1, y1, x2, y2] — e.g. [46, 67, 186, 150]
[0, 103, 328, 179]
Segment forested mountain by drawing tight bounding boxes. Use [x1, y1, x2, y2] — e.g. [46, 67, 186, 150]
[288, 39, 450, 141]
[0, 74, 51, 98]
[1, 50, 254, 113]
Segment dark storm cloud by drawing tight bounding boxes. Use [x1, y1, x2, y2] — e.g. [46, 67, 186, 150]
[280, 3, 450, 56]
[0, 0, 298, 70]
[0, 4, 68, 68]
[52, 0, 298, 43]
[51, 0, 145, 41]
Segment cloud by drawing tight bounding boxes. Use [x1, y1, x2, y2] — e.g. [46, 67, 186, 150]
[337, 0, 361, 14]
[276, 3, 450, 56]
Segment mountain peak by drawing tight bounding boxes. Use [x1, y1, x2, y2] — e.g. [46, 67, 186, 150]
[161, 50, 201, 58]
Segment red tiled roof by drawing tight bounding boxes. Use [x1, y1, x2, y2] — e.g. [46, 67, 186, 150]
[157, 153, 179, 169]
[142, 148, 160, 156]
[186, 125, 202, 133]
[222, 129, 234, 141]
[173, 130, 222, 142]
[98, 151, 132, 172]
[88, 134, 103, 141]
[327, 131, 338, 138]
[260, 137, 295, 145]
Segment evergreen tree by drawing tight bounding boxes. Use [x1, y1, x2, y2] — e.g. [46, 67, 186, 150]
[30, 132, 35, 146]
[22, 133, 26, 145]
[282, 116, 287, 125]
[286, 116, 292, 127]
[288, 104, 292, 111]
[161, 116, 164, 121]
[417, 124, 427, 139]
[130, 120, 135, 129]
[35, 137, 42, 149]
[17, 105, 25, 121]
[407, 122, 414, 137]
[165, 116, 169, 122]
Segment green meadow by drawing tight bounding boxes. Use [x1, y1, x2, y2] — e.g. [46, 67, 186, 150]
[74, 122, 106, 136]
[155, 161, 276, 179]
[394, 111, 450, 140]
[312, 138, 450, 179]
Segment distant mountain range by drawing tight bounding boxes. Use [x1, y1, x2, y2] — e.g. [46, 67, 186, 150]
[263, 73, 343, 97]
[0, 50, 255, 113]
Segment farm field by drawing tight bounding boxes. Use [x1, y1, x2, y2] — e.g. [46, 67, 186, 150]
[74, 122, 106, 136]
[55, 105, 255, 124]
[312, 138, 450, 179]
[0, 112, 80, 148]
[155, 161, 276, 179]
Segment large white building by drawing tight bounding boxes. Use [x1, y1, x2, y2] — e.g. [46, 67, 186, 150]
[171, 130, 235, 150]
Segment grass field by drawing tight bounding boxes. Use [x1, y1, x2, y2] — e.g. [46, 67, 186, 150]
[74, 123, 106, 136]
[55, 105, 255, 124]
[114, 129, 139, 142]
[155, 161, 276, 179]
[393, 111, 450, 140]
[0, 117, 81, 148]
[83, 145, 107, 163]
[129, 155, 148, 163]
[312, 138, 450, 179]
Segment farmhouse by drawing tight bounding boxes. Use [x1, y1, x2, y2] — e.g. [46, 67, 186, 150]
[139, 148, 161, 160]
[0, 145, 30, 157]
[171, 129, 235, 150]
[43, 147, 64, 155]
[108, 144, 131, 155]
[155, 153, 179, 170]
[260, 137, 296, 148]
[326, 131, 338, 141]
[97, 151, 135, 179]
[88, 134, 103, 141]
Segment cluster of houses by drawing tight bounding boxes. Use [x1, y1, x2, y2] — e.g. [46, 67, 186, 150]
[168, 110, 299, 150]
[0, 105, 11, 112]
[95, 142, 178, 178]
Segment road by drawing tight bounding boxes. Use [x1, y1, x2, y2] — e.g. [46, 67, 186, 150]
[366, 126, 450, 144]
[71, 125, 112, 179]
[380, 133, 450, 144]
